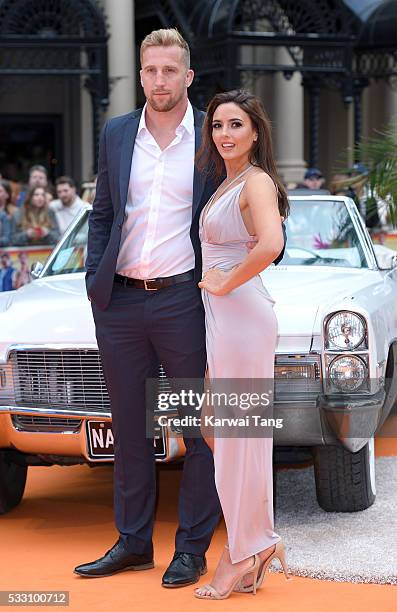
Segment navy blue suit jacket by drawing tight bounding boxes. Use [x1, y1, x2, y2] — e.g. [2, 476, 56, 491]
[85, 106, 286, 310]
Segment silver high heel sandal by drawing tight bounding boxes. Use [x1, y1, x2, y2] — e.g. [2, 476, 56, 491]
[234, 540, 292, 593]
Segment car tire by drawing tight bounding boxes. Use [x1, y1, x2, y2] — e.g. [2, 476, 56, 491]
[0, 450, 28, 514]
[313, 437, 376, 512]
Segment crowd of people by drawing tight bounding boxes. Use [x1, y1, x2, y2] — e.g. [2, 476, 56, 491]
[0, 165, 89, 291]
[0, 158, 386, 294]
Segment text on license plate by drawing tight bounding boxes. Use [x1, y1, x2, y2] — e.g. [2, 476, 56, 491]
[86, 420, 165, 460]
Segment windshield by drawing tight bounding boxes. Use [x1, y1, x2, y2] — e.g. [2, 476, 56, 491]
[44, 211, 88, 276]
[43, 200, 368, 277]
[280, 200, 368, 268]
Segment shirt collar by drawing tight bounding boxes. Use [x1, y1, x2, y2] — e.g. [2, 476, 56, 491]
[177, 101, 194, 135]
[137, 100, 194, 137]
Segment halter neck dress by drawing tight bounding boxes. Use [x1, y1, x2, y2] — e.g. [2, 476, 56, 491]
[199, 179, 281, 563]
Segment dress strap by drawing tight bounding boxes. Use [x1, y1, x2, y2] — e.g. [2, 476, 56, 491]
[201, 165, 253, 226]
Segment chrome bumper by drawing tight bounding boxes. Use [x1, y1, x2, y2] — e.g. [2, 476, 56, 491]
[0, 349, 326, 457]
[0, 409, 186, 463]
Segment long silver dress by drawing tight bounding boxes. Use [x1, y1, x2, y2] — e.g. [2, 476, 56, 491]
[199, 180, 281, 563]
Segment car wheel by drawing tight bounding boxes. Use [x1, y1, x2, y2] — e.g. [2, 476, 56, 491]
[0, 450, 28, 514]
[313, 437, 376, 512]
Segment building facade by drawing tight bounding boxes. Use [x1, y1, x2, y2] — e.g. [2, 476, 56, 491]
[1, 0, 397, 187]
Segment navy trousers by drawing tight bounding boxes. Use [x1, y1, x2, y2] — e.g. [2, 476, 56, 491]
[91, 277, 221, 556]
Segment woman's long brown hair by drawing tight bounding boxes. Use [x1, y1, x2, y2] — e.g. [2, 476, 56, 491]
[196, 89, 290, 218]
[0, 180, 13, 215]
[20, 186, 53, 230]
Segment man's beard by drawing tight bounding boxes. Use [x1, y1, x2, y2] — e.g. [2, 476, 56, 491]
[147, 90, 184, 112]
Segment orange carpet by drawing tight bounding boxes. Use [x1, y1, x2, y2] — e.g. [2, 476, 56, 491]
[0, 424, 396, 611]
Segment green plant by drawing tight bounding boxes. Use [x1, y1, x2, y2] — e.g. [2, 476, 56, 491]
[353, 123, 397, 225]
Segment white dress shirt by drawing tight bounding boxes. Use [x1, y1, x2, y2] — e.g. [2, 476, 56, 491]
[116, 101, 195, 279]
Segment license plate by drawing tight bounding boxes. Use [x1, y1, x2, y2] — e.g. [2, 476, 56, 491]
[86, 420, 166, 460]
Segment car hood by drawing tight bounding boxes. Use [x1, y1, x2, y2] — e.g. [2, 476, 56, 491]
[0, 275, 95, 360]
[261, 266, 381, 352]
[0, 267, 381, 359]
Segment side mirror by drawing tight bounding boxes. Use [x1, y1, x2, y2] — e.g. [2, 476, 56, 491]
[31, 261, 44, 279]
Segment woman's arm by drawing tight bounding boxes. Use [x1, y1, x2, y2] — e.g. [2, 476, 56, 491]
[199, 173, 284, 295]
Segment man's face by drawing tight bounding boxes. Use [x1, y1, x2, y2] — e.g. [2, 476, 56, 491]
[29, 171, 47, 188]
[56, 183, 76, 206]
[304, 175, 324, 190]
[140, 45, 194, 113]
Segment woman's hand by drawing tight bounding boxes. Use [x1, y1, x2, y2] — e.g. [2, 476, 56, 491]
[198, 268, 232, 296]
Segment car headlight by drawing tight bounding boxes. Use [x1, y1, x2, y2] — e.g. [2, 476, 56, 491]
[328, 355, 367, 391]
[325, 311, 366, 350]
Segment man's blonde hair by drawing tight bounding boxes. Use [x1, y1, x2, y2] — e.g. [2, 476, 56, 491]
[140, 28, 190, 68]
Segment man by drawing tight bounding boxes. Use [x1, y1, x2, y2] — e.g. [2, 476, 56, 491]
[75, 28, 285, 588]
[0, 253, 15, 292]
[50, 176, 86, 234]
[16, 165, 52, 207]
[297, 167, 325, 191]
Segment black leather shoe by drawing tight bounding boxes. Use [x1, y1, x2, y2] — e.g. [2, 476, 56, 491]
[74, 539, 154, 578]
[162, 552, 207, 588]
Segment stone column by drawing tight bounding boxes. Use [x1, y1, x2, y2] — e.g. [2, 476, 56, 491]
[346, 100, 354, 168]
[385, 82, 397, 125]
[272, 47, 306, 185]
[80, 82, 93, 181]
[104, 0, 136, 119]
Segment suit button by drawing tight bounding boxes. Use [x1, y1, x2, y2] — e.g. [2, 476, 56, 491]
[118, 223, 123, 229]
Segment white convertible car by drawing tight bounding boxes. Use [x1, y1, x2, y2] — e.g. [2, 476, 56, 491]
[1, 196, 396, 514]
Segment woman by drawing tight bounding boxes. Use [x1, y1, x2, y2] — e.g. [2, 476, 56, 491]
[194, 90, 291, 600]
[12, 185, 60, 246]
[0, 179, 13, 247]
[13, 251, 32, 289]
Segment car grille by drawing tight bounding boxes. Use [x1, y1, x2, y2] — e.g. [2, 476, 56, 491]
[8, 349, 172, 415]
[10, 349, 110, 413]
[12, 415, 82, 433]
[8, 349, 321, 414]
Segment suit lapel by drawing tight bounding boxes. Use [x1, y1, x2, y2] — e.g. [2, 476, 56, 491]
[119, 109, 142, 214]
[192, 107, 206, 220]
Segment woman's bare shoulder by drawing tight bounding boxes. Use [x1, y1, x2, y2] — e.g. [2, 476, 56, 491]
[241, 170, 277, 201]
[240, 170, 277, 210]
[246, 169, 276, 190]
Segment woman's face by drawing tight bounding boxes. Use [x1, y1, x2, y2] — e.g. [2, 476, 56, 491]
[31, 187, 46, 208]
[211, 102, 258, 163]
[0, 184, 9, 207]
